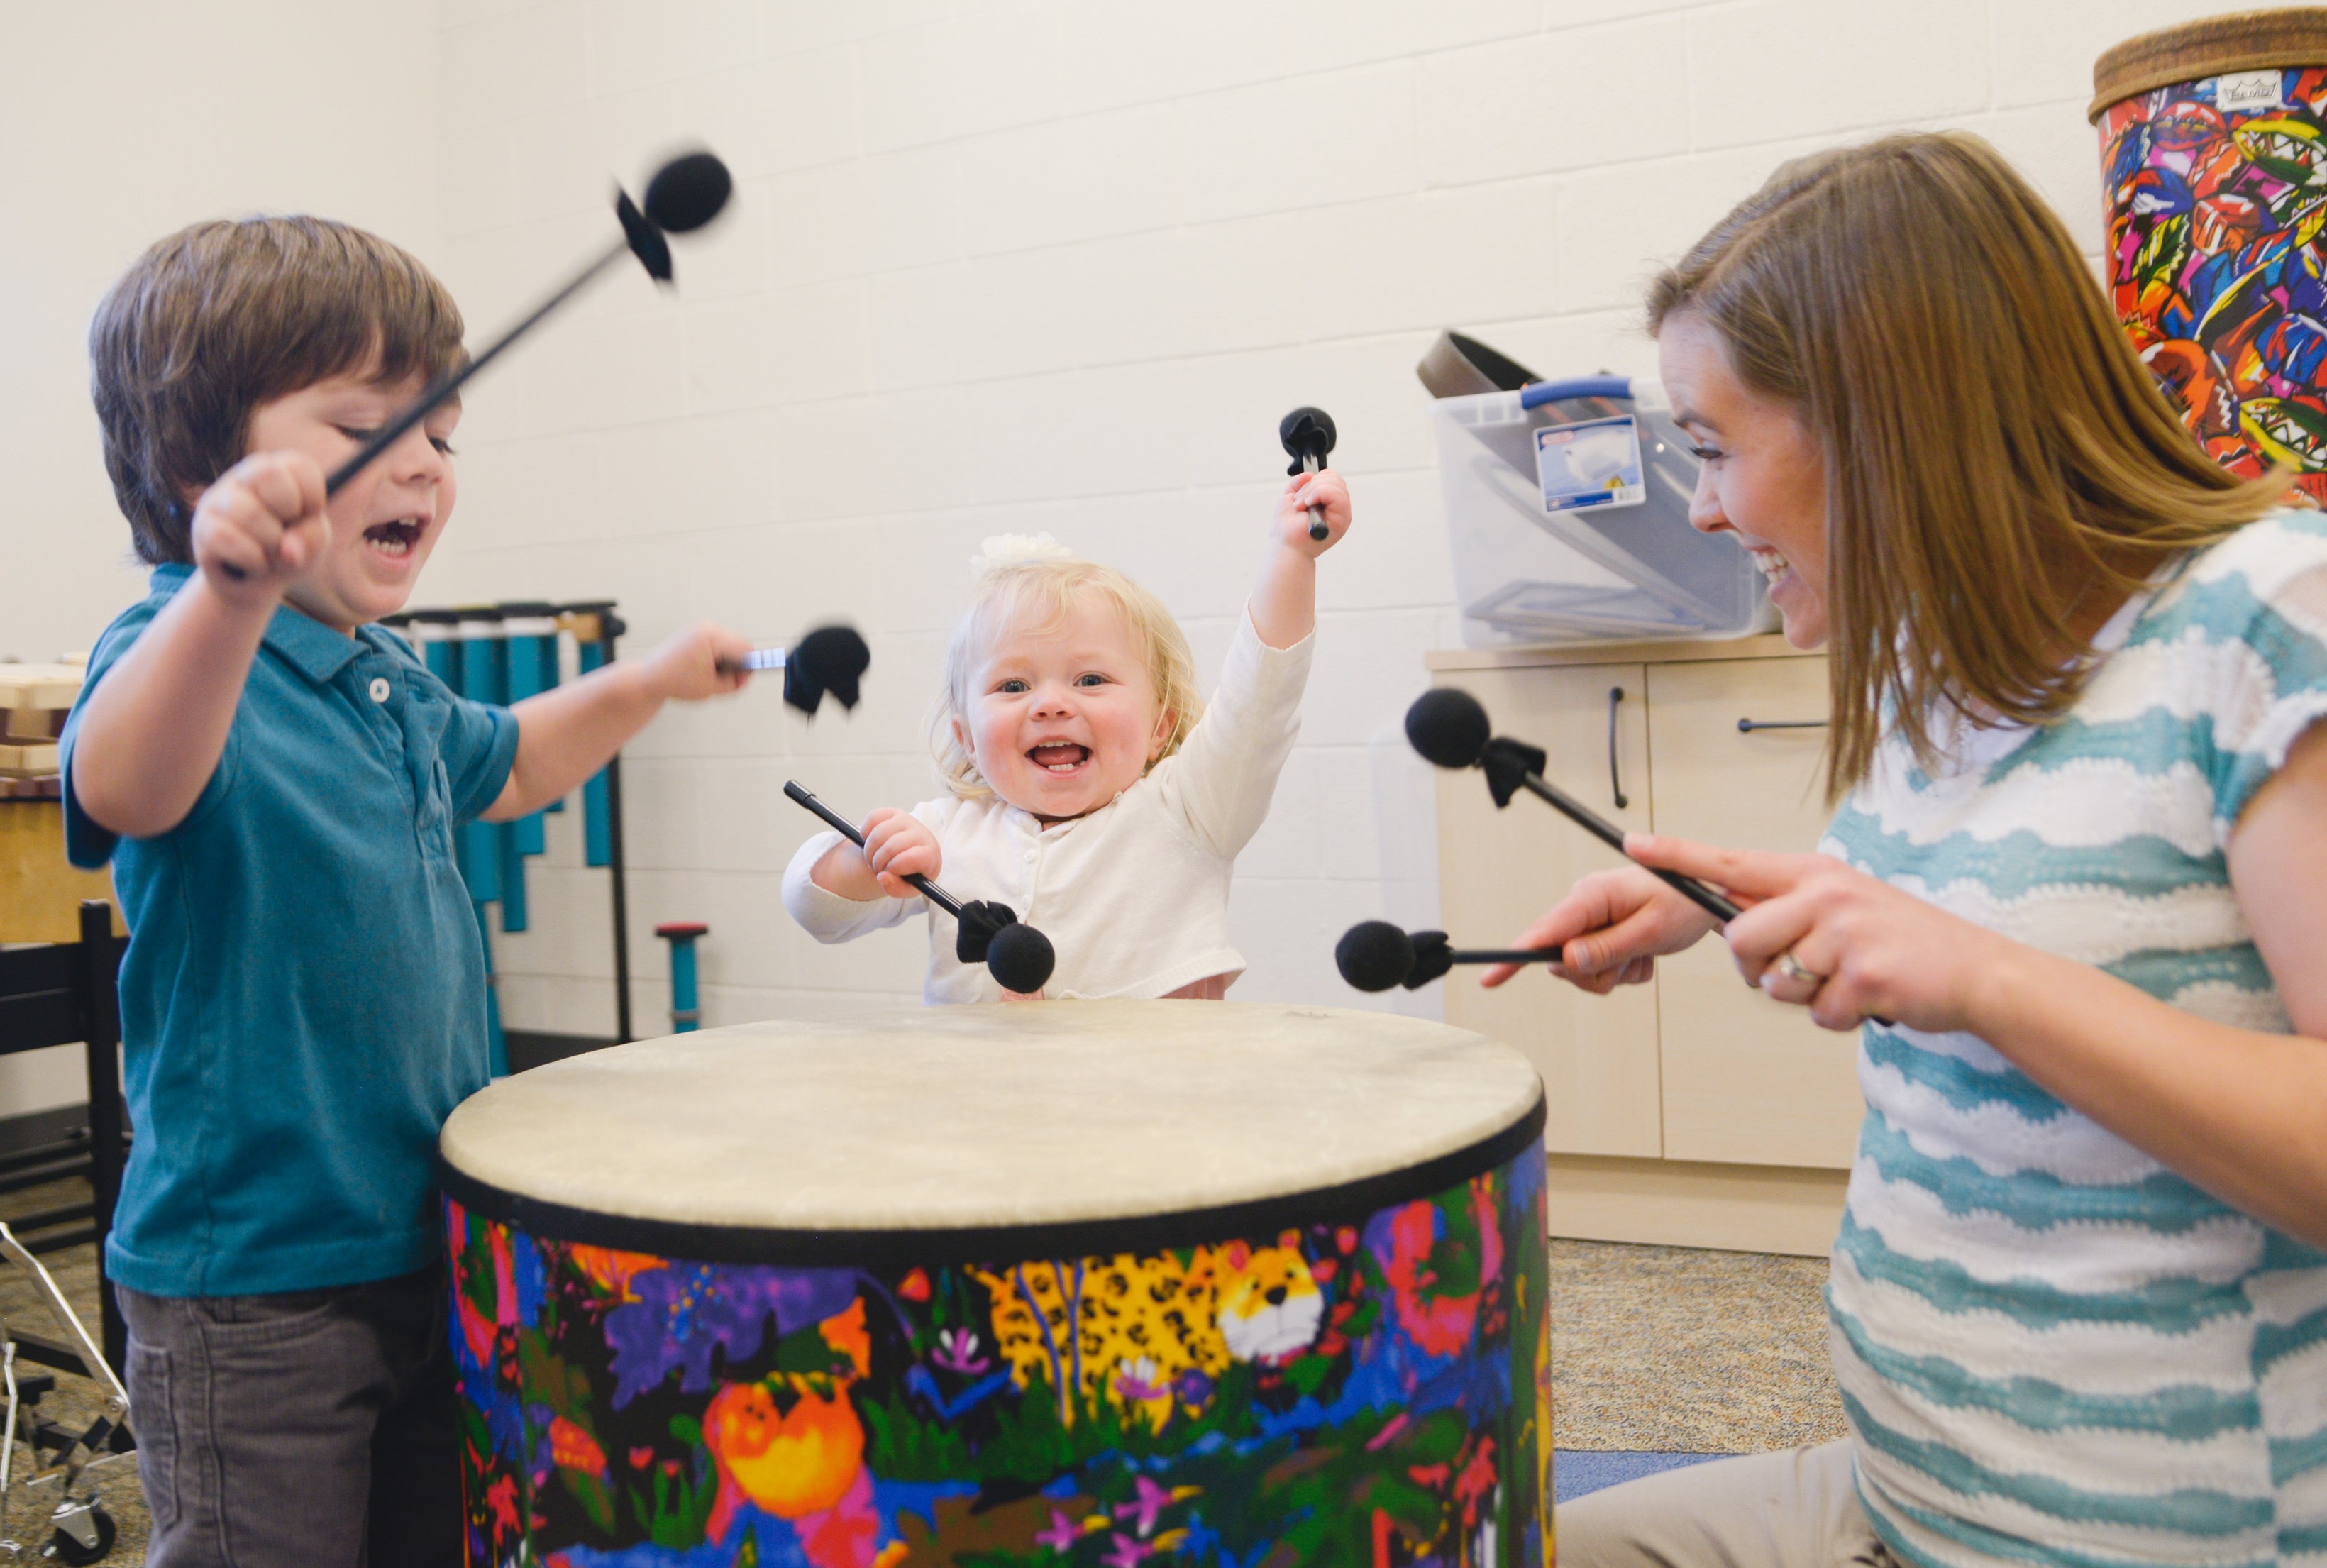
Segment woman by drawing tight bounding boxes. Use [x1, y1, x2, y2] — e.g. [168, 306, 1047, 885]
[1497, 133, 2327, 1566]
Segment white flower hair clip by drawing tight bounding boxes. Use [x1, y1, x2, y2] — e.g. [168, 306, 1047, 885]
[971, 532, 1079, 578]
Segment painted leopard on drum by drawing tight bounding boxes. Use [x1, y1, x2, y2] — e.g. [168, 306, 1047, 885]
[968, 1243, 1322, 1432]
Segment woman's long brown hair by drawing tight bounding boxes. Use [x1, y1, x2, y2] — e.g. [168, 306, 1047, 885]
[1648, 132, 2292, 800]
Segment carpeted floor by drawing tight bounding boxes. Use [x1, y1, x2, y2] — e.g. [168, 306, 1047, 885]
[0, 1184, 1845, 1555]
[1549, 1236, 1846, 1457]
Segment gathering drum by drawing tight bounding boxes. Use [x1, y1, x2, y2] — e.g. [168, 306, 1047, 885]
[440, 1001, 1551, 1568]
[2094, 9, 2327, 502]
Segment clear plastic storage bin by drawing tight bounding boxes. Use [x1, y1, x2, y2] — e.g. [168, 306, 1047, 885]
[1430, 376, 1774, 647]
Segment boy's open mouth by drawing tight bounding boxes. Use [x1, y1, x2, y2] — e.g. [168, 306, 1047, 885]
[1029, 742, 1090, 773]
[364, 519, 424, 558]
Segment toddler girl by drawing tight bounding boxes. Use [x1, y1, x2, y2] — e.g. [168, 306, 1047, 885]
[782, 473, 1351, 1000]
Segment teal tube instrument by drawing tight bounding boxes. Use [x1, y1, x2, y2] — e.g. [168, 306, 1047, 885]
[653, 922, 707, 1032]
[454, 610, 507, 908]
[500, 602, 560, 851]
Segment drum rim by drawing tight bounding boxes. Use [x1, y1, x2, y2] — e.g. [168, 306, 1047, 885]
[441, 1091, 1545, 1266]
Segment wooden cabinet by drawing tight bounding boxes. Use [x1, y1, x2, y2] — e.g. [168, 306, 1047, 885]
[1429, 636, 1857, 1254]
[1647, 658, 1862, 1170]
[1430, 663, 1658, 1159]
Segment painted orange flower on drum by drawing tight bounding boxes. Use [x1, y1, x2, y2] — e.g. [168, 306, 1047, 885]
[704, 1375, 866, 1533]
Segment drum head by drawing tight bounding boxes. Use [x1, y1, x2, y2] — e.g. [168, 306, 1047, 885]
[439, 1000, 1544, 1264]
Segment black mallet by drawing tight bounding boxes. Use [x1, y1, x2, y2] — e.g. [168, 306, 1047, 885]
[1335, 920, 1559, 992]
[326, 150, 731, 496]
[222, 152, 734, 578]
[783, 781, 1056, 995]
[1404, 687, 1742, 924]
[1402, 688, 1886, 1017]
[721, 625, 872, 717]
[1279, 407, 1338, 541]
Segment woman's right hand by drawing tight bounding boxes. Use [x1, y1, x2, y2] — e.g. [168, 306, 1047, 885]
[1479, 866, 1722, 992]
[861, 808, 940, 899]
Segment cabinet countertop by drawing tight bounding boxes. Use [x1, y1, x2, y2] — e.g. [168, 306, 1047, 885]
[1426, 634, 1813, 672]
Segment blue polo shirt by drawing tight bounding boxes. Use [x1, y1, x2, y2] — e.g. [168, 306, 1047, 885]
[60, 565, 518, 1297]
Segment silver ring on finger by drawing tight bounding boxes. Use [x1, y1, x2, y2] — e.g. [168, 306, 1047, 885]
[1774, 950, 1826, 987]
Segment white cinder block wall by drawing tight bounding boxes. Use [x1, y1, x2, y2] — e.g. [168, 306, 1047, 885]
[6, 1, 2282, 1082]
[414, 0, 2286, 1038]
[0, 0, 443, 1116]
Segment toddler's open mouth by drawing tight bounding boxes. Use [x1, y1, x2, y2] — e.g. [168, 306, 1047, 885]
[364, 519, 424, 558]
[1029, 742, 1090, 773]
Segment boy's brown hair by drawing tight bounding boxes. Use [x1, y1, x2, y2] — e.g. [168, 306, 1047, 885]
[1647, 132, 2290, 800]
[89, 216, 465, 565]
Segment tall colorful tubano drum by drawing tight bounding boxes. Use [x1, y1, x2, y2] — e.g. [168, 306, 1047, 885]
[2095, 9, 2327, 502]
[439, 1002, 1552, 1568]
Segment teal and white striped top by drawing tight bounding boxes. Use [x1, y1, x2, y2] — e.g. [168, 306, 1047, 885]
[1820, 511, 2327, 1568]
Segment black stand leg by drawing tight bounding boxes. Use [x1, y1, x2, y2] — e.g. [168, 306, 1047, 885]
[606, 753, 631, 1045]
[75, 900, 126, 1375]
[599, 620, 633, 1045]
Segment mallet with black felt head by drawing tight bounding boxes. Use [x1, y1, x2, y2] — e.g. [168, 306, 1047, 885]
[1279, 407, 1338, 541]
[219, 150, 736, 578]
[783, 782, 1056, 995]
[720, 626, 873, 718]
[1403, 686, 1742, 923]
[1335, 920, 1560, 993]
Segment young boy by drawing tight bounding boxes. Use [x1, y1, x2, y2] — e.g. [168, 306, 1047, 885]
[62, 216, 751, 1564]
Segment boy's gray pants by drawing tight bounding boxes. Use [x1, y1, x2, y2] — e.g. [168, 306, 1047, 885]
[117, 1265, 460, 1567]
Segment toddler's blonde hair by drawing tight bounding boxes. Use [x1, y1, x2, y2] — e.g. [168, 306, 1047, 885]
[929, 537, 1203, 800]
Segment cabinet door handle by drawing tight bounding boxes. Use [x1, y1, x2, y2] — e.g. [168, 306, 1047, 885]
[1607, 686, 1629, 810]
[1735, 717, 1828, 733]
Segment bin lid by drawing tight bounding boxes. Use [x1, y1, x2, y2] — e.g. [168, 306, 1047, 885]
[2091, 7, 2327, 121]
[1416, 331, 1540, 399]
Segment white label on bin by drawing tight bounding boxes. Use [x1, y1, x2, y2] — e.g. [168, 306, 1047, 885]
[1536, 414, 1646, 514]
[2216, 70, 2281, 114]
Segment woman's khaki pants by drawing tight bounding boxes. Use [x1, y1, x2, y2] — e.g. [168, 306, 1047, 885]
[1555, 1440, 1897, 1567]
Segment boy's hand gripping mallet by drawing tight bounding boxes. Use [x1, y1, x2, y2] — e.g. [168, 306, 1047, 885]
[783, 781, 1056, 994]
[719, 625, 872, 717]
[1279, 407, 1338, 541]
[220, 151, 735, 578]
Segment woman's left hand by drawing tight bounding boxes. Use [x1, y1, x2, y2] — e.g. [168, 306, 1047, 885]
[1624, 831, 2014, 1034]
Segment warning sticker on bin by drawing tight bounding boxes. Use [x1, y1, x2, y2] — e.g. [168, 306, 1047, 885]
[1536, 414, 1645, 513]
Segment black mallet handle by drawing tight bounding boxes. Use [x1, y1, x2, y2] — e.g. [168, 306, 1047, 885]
[221, 156, 729, 578]
[323, 240, 634, 499]
[1298, 451, 1328, 541]
[783, 781, 966, 919]
[1449, 949, 1564, 966]
[214, 234, 632, 586]
[1509, 763, 1742, 924]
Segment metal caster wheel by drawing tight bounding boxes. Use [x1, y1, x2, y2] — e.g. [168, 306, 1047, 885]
[41, 1501, 114, 1565]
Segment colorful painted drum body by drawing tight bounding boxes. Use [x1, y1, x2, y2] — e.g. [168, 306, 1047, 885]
[439, 1002, 1552, 1568]
[2094, 11, 2327, 501]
